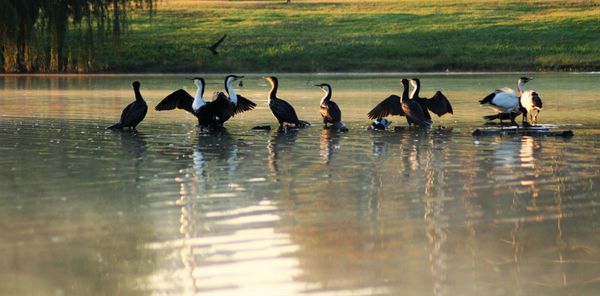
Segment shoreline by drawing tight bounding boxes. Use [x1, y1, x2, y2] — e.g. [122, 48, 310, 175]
[2, 71, 599, 77]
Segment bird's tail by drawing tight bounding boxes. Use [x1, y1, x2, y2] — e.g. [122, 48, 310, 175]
[483, 114, 500, 121]
[479, 92, 495, 105]
[107, 122, 124, 130]
[296, 120, 311, 128]
[483, 113, 513, 121]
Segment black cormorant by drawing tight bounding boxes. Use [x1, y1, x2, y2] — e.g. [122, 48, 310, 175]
[264, 76, 310, 130]
[107, 81, 148, 130]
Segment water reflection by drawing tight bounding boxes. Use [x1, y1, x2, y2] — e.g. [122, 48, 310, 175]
[267, 129, 298, 181]
[3, 74, 600, 295]
[319, 128, 342, 165]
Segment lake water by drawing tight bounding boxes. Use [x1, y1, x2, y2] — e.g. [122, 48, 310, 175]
[1, 73, 600, 295]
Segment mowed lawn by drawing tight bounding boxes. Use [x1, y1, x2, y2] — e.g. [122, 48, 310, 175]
[106, 0, 600, 72]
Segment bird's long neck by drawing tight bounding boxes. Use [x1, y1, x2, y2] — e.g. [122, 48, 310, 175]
[225, 79, 238, 106]
[410, 81, 420, 99]
[517, 80, 527, 95]
[268, 80, 278, 103]
[401, 81, 409, 103]
[192, 81, 206, 111]
[320, 86, 331, 105]
[134, 85, 143, 102]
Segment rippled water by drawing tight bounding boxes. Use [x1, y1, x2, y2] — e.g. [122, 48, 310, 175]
[2, 74, 600, 295]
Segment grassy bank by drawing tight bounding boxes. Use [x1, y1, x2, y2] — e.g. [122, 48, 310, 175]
[99, 0, 600, 72]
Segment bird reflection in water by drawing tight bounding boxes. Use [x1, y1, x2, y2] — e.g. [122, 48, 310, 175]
[319, 128, 342, 165]
[267, 129, 298, 181]
[112, 131, 148, 181]
[421, 129, 452, 296]
[193, 129, 240, 180]
[171, 129, 242, 294]
[175, 180, 199, 294]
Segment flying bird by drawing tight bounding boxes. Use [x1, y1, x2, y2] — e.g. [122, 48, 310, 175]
[205, 34, 227, 55]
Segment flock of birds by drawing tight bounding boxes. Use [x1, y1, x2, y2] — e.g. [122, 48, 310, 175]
[107, 75, 543, 132]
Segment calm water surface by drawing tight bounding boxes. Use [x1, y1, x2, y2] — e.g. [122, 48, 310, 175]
[2, 73, 600, 295]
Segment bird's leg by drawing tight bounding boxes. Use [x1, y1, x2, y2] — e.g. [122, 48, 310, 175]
[522, 110, 527, 126]
[510, 113, 519, 128]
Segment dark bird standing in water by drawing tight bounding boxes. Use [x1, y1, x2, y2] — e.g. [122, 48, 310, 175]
[205, 34, 227, 55]
[107, 81, 148, 130]
[409, 78, 453, 125]
[368, 78, 428, 127]
[264, 76, 310, 130]
[316, 83, 342, 125]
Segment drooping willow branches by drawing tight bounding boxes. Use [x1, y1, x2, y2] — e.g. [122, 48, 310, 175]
[0, 0, 155, 72]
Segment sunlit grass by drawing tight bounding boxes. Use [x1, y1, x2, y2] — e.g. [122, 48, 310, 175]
[101, 0, 600, 72]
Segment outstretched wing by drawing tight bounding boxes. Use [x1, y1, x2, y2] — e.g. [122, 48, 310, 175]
[425, 91, 453, 117]
[210, 91, 231, 109]
[367, 95, 403, 119]
[155, 89, 195, 114]
[211, 34, 227, 49]
[233, 94, 257, 115]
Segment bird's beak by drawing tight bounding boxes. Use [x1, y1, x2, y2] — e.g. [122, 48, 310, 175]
[237, 75, 245, 79]
[314, 84, 321, 87]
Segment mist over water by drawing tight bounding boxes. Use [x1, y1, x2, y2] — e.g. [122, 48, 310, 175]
[2, 74, 600, 295]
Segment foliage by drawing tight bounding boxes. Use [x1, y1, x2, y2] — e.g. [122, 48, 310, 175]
[2, 0, 600, 73]
[0, 0, 154, 72]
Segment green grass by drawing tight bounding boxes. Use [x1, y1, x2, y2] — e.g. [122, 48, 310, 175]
[96, 0, 600, 72]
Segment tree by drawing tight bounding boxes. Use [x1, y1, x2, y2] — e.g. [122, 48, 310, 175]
[0, 0, 155, 72]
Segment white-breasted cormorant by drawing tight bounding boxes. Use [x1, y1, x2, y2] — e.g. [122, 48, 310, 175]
[107, 81, 148, 130]
[264, 76, 310, 130]
[368, 78, 428, 127]
[316, 83, 342, 126]
[480, 77, 532, 126]
[213, 74, 256, 124]
[409, 78, 453, 124]
[155, 77, 221, 128]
